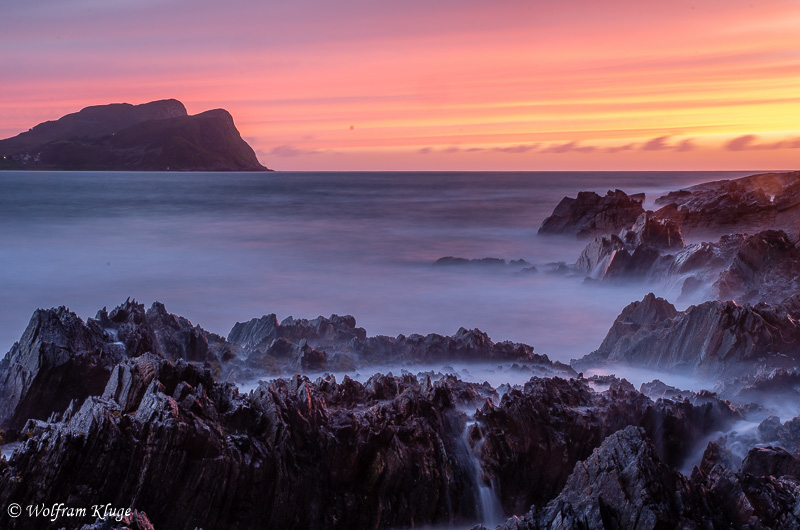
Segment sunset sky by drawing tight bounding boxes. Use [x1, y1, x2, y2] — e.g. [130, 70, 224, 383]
[2, 0, 799, 170]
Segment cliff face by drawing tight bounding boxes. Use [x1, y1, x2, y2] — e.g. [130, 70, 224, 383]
[0, 100, 269, 171]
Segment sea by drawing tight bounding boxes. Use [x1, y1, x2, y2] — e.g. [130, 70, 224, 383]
[0, 170, 755, 366]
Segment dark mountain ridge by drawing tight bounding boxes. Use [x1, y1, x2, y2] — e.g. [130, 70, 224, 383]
[0, 99, 269, 171]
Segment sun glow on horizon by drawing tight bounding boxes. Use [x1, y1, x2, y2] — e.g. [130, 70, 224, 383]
[2, 0, 799, 170]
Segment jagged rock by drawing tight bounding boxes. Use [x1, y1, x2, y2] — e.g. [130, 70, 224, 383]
[574, 234, 627, 276]
[712, 230, 800, 302]
[574, 293, 800, 378]
[538, 189, 645, 238]
[621, 211, 685, 250]
[755, 415, 800, 455]
[527, 426, 703, 529]
[0, 300, 240, 432]
[0, 306, 120, 431]
[575, 211, 685, 280]
[227, 314, 280, 352]
[472, 376, 738, 515]
[740, 446, 800, 479]
[654, 171, 800, 238]
[639, 379, 686, 400]
[228, 314, 572, 373]
[500, 428, 800, 530]
[0, 363, 494, 529]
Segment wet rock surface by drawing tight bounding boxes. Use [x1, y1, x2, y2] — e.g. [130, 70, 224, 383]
[0, 359, 490, 529]
[497, 425, 800, 530]
[654, 171, 800, 238]
[0, 357, 741, 530]
[0, 299, 572, 437]
[229, 313, 572, 376]
[474, 377, 739, 516]
[576, 224, 800, 305]
[574, 293, 800, 378]
[538, 189, 645, 238]
[3, 300, 800, 529]
[541, 171, 800, 242]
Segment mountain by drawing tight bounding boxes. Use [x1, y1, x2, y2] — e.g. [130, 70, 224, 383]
[0, 99, 269, 171]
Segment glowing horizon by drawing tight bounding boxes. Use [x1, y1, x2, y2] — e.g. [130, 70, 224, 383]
[2, 0, 799, 171]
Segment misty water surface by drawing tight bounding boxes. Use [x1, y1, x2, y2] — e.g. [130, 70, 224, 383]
[0, 170, 752, 362]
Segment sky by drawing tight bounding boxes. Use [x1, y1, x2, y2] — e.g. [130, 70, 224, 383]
[1, 0, 799, 170]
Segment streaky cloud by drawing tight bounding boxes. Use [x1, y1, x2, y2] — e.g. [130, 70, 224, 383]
[726, 134, 800, 151]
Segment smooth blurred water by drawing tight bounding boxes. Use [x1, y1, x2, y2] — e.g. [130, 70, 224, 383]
[0, 170, 752, 361]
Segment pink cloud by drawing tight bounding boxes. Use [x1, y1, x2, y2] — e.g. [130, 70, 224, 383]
[540, 141, 595, 154]
[726, 134, 800, 151]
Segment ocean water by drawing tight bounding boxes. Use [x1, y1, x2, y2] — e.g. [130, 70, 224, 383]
[0, 170, 753, 362]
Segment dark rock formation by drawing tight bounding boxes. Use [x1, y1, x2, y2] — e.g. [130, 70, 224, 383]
[0, 300, 235, 431]
[575, 211, 685, 279]
[0, 352, 743, 530]
[0, 299, 573, 439]
[498, 427, 800, 530]
[504, 427, 705, 529]
[471, 376, 738, 516]
[655, 171, 800, 238]
[0, 307, 121, 431]
[538, 189, 645, 238]
[228, 313, 573, 376]
[577, 227, 800, 305]
[0, 99, 269, 171]
[0, 357, 501, 529]
[574, 293, 800, 378]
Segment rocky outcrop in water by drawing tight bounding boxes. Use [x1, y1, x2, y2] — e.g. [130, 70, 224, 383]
[575, 211, 684, 278]
[574, 293, 800, 378]
[434, 257, 532, 269]
[540, 171, 800, 242]
[228, 313, 572, 376]
[538, 189, 645, 238]
[576, 225, 800, 304]
[0, 299, 572, 437]
[655, 171, 800, 238]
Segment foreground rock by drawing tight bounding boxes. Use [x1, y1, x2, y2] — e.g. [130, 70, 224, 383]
[574, 293, 800, 379]
[538, 189, 645, 238]
[498, 426, 800, 529]
[474, 377, 739, 516]
[0, 360, 487, 529]
[0, 358, 741, 529]
[0, 300, 570, 433]
[0, 300, 235, 431]
[0, 99, 269, 171]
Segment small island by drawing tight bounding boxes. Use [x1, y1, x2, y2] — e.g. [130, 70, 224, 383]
[0, 99, 269, 172]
